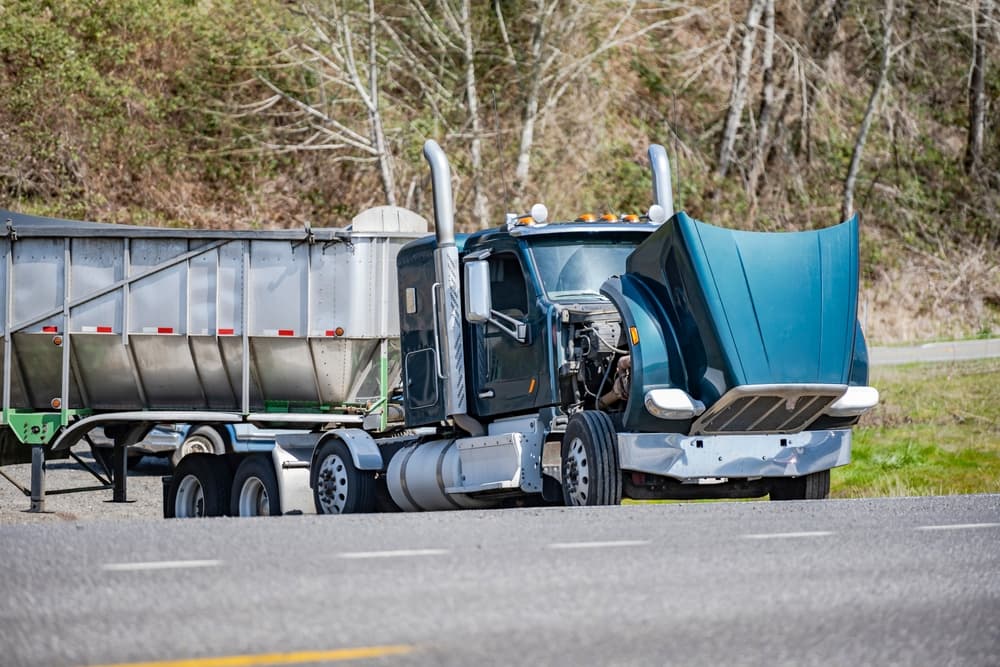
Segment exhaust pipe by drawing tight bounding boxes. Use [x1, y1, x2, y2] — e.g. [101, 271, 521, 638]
[424, 140, 456, 247]
[422, 140, 484, 436]
[648, 144, 674, 219]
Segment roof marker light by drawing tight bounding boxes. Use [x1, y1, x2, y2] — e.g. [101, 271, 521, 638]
[648, 204, 668, 225]
[600, 213, 617, 222]
[622, 214, 640, 223]
[530, 203, 548, 224]
[576, 213, 597, 222]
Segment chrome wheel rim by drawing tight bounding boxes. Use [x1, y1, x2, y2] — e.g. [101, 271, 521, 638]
[564, 437, 590, 506]
[175, 474, 205, 517]
[182, 436, 214, 457]
[239, 476, 270, 516]
[316, 454, 349, 514]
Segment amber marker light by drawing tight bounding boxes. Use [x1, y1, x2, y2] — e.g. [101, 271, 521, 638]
[528, 378, 537, 394]
[600, 213, 617, 222]
[50, 398, 61, 409]
[335, 327, 345, 337]
[622, 214, 640, 223]
[629, 327, 640, 345]
[52, 335, 63, 346]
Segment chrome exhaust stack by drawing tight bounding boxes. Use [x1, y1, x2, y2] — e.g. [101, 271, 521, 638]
[422, 140, 483, 436]
[648, 144, 674, 220]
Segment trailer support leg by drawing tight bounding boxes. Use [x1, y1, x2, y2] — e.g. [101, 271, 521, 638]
[112, 441, 128, 503]
[29, 445, 46, 513]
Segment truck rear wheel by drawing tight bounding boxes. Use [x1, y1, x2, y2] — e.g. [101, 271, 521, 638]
[171, 426, 226, 468]
[769, 470, 830, 501]
[561, 411, 622, 506]
[166, 454, 232, 518]
[311, 438, 375, 514]
[231, 455, 281, 517]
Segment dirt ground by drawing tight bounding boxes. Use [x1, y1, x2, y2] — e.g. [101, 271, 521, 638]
[0, 448, 168, 525]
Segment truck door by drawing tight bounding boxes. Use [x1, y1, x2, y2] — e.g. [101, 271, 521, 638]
[470, 251, 546, 417]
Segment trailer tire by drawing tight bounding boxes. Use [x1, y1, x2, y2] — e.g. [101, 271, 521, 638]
[311, 438, 376, 514]
[166, 454, 232, 518]
[171, 426, 226, 468]
[561, 411, 622, 506]
[231, 455, 281, 517]
[769, 470, 830, 501]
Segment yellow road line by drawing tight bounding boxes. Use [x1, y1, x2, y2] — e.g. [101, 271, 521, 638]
[84, 645, 415, 667]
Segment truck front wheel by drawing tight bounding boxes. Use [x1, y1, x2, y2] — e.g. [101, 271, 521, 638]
[561, 411, 622, 506]
[311, 439, 376, 514]
[769, 470, 830, 501]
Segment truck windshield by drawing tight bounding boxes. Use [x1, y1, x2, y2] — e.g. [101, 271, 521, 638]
[527, 235, 646, 302]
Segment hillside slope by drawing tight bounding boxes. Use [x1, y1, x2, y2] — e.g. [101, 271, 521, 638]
[1, 0, 997, 342]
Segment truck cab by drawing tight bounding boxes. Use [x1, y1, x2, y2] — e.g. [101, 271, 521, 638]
[391, 141, 878, 507]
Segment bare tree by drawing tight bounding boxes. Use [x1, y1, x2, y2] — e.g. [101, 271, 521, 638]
[398, 0, 489, 228]
[251, 0, 398, 205]
[506, 1, 678, 203]
[718, 0, 766, 178]
[746, 0, 775, 196]
[843, 0, 896, 221]
[965, 0, 994, 174]
[512, 0, 555, 201]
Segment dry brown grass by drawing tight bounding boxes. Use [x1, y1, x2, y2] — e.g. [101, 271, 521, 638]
[861, 243, 1000, 344]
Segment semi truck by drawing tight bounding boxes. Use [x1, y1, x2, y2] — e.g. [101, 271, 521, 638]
[0, 140, 878, 517]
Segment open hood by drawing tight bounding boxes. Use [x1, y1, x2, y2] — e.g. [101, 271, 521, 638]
[606, 212, 861, 413]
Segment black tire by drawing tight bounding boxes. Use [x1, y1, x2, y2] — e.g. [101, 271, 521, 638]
[171, 426, 226, 468]
[561, 411, 622, 506]
[165, 454, 233, 518]
[769, 470, 831, 501]
[230, 455, 281, 517]
[311, 438, 376, 514]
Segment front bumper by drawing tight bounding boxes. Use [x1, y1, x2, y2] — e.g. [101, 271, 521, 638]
[617, 429, 851, 480]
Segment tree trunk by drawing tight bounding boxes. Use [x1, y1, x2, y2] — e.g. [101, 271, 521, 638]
[843, 0, 895, 222]
[366, 0, 396, 205]
[718, 0, 766, 178]
[514, 0, 548, 202]
[965, 0, 993, 175]
[764, 0, 849, 172]
[747, 0, 775, 196]
[461, 0, 489, 229]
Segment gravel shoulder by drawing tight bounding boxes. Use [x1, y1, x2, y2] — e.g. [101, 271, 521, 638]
[0, 448, 168, 525]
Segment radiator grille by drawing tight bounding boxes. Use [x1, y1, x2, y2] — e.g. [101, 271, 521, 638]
[691, 385, 847, 435]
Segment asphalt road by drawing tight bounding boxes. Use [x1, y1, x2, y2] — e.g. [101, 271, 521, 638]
[1, 495, 998, 667]
[870, 337, 1000, 365]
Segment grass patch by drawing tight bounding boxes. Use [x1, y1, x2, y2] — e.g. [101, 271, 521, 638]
[832, 358, 1000, 497]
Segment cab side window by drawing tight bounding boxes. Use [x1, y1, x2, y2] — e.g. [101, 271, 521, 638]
[489, 253, 529, 318]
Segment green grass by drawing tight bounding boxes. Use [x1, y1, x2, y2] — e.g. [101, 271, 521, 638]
[832, 358, 1000, 497]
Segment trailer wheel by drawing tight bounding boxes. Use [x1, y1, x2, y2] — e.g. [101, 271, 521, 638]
[171, 426, 226, 468]
[231, 455, 281, 517]
[311, 438, 375, 514]
[166, 454, 232, 518]
[561, 411, 622, 506]
[769, 470, 830, 501]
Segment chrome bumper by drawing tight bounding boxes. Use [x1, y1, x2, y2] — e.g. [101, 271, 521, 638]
[616, 429, 851, 480]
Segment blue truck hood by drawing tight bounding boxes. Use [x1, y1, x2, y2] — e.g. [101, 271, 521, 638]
[604, 212, 861, 423]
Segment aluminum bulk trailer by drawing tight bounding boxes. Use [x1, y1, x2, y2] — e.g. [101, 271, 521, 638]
[0, 206, 427, 457]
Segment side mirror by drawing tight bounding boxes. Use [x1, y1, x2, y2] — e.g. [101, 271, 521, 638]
[464, 260, 491, 323]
